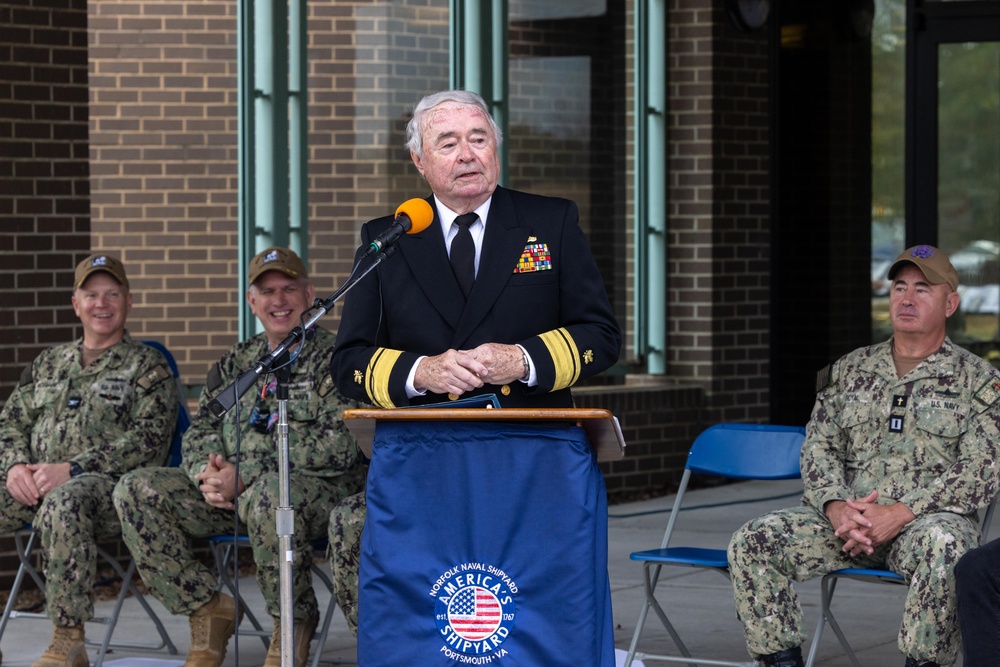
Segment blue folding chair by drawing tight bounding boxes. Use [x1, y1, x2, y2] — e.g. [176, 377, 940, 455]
[142, 339, 191, 466]
[623, 423, 806, 667]
[805, 495, 998, 667]
[0, 340, 188, 665]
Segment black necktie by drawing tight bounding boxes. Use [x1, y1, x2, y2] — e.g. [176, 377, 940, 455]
[450, 213, 477, 299]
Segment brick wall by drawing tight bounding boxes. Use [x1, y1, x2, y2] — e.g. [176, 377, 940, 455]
[87, 0, 241, 383]
[665, 1, 772, 423]
[0, 0, 91, 403]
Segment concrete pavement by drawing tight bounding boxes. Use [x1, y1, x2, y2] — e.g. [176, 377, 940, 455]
[3, 477, 979, 666]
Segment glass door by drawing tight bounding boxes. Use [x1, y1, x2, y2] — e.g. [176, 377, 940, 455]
[898, 1, 1000, 358]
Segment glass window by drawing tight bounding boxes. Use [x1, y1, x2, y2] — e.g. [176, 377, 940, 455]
[507, 1, 630, 366]
[936, 40, 1000, 352]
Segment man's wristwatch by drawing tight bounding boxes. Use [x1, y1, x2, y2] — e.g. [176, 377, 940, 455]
[69, 461, 84, 478]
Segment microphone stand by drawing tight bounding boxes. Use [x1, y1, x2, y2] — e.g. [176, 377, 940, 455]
[206, 245, 397, 667]
[272, 352, 294, 667]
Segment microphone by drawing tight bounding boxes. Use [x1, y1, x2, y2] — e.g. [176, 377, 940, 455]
[361, 198, 434, 259]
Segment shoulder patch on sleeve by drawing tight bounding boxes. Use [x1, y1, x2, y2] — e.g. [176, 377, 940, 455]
[974, 377, 1000, 407]
[815, 364, 832, 394]
[206, 362, 224, 394]
[137, 364, 172, 391]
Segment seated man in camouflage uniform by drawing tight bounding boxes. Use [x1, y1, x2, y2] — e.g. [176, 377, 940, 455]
[0, 253, 179, 667]
[114, 247, 365, 667]
[728, 245, 1000, 667]
[327, 490, 365, 635]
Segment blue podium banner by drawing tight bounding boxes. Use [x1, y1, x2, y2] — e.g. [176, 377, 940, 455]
[359, 420, 615, 666]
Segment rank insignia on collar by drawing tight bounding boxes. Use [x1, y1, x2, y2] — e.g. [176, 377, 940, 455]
[353, 369, 363, 385]
[583, 349, 594, 365]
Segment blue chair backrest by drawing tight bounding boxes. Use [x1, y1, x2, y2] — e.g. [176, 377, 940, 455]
[142, 340, 190, 467]
[685, 423, 805, 480]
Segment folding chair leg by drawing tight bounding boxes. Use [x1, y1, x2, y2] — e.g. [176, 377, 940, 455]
[309, 562, 337, 667]
[804, 576, 862, 667]
[621, 562, 705, 667]
[804, 576, 829, 667]
[623, 598, 651, 667]
[89, 546, 178, 667]
[804, 596, 825, 667]
[0, 528, 47, 642]
[15, 528, 46, 591]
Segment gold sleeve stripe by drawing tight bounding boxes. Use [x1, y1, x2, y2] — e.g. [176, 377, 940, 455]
[366, 347, 402, 408]
[539, 328, 581, 391]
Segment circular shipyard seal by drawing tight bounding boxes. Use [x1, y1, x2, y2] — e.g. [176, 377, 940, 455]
[434, 563, 517, 658]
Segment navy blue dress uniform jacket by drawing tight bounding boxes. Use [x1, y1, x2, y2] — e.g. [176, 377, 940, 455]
[330, 186, 621, 408]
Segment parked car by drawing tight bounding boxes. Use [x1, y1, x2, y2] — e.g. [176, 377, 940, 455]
[949, 239, 1000, 286]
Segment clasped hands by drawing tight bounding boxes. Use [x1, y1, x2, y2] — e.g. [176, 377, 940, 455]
[195, 453, 245, 510]
[5, 462, 72, 506]
[413, 343, 524, 396]
[825, 489, 916, 557]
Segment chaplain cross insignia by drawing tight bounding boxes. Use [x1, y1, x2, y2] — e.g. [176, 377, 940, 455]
[583, 349, 594, 365]
[353, 370, 363, 385]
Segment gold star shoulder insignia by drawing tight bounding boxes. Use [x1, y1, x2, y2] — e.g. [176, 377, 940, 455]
[353, 369, 364, 385]
[582, 349, 594, 365]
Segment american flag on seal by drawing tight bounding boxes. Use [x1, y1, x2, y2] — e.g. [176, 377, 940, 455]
[449, 586, 502, 640]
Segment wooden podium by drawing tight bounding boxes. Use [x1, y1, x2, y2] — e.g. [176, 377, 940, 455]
[343, 406, 626, 462]
[343, 406, 621, 666]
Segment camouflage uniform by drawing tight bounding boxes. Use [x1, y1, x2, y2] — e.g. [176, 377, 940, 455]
[328, 491, 365, 634]
[729, 337, 1000, 664]
[114, 328, 365, 625]
[0, 334, 178, 626]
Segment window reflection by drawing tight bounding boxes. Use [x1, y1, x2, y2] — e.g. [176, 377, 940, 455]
[938, 41, 1000, 355]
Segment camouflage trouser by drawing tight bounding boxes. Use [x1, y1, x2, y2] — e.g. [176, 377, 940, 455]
[328, 491, 366, 636]
[727, 504, 980, 664]
[113, 467, 360, 621]
[0, 474, 121, 626]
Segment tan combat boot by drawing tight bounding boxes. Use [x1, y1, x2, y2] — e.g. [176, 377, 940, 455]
[262, 615, 319, 667]
[184, 592, 242, 667]
[32, 624, 88, 667]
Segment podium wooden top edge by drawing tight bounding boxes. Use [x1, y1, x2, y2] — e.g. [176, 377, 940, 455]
[344, 407, 613, 421]
[343, 407, 625, 461]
